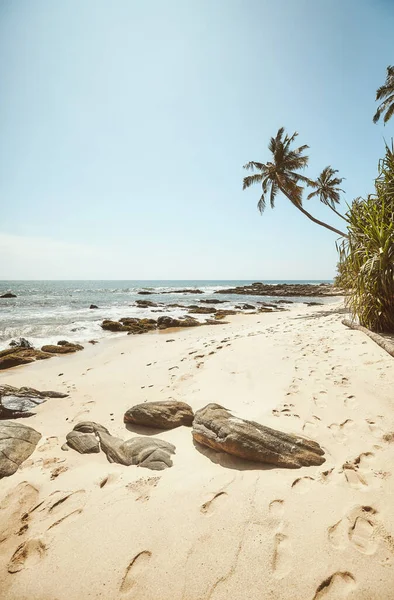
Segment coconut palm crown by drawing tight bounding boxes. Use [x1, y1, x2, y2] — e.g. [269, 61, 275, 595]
[307, 166, 348, 222]
[243, 128, 348, 238]
[373, 65, 394, 124]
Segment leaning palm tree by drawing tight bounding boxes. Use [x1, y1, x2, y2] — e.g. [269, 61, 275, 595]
[373, 65, 394, 124]
[307, 166, 348, 222]
[243, 128, 348, 237]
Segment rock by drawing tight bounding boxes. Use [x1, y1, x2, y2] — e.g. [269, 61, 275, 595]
[161, 289, 204, 294]
[135, 300, 158, 308]
[0, 347, 54, 371]
[239, 304, 256, 310]
[0, 422, 41, 478]
[88, 340, 99, 345]
[101, 319, 129, 332]
[41, 342, 84, 354]
[157, 316, 200, 329]
[214, 310, 238, 318]
[188, 307, 217, 314]
[137, 291, 153, 295]
[124, 400, 194, 430]
[200, 299, 227, 304]
[71, 421, 175, 470]
[0, 354, 35, 370]
[192, 404, 325, 468]
[123, 318, 157, 335]
[9, 338, 33, 349]
[305, 302, 324, 306]
[204, 319, 229, 325]
[0, 292, 16, 298]
[90, 304, 99, 309]
[215, 283, 341, 297]
[66, 430, 100, 453]
[0, 385, 68, 419]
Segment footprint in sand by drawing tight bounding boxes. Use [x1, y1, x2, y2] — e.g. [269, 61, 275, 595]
[8, 538, 47, 573]
[97, 473, 119, 489]
[127, 477, 160, 503]
[313, 391, 328, 409]
[329, 506, 378, 555]
[366, 419, 384, 438]
[269, 499, 285, 518]
[37, 436, 59, 453]
[344, 395, 358, 409]
[328, 419, 355, 442]
[200, 491, 228, 515]
[272, 532, 292, 578]
[291, 476, 315, 494]
[312, 572, 356, 599]
[0, 482, 39, 544]
[32, 489, 86, 531]
[120, 551, 152, 594]
[342, 453, 375, 490]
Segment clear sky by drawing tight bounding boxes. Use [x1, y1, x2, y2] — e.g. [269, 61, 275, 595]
[0, 0, 393, 280]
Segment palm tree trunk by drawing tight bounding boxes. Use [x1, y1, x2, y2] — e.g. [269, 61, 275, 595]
[280, 187, 348, 238]
[327, 205, 349, 223]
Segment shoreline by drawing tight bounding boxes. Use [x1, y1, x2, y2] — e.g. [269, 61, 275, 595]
[0, 301, 393, 599]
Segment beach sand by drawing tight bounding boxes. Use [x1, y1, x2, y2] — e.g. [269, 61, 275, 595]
[0, 302, 393, 600]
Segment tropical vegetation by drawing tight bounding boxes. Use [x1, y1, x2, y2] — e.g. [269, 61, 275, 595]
[243, 128, 348, 238]
[373, 65, 394, 124]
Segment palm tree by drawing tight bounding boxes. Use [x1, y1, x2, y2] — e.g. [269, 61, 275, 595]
[243, 128, 348, 237]
[307, 166, 348, 222]
[373, 65, 394, 124]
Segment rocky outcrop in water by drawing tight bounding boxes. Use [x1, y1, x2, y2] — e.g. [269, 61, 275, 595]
[0, 421, 41, 478]
[124, 400, 194, 430]
[192, 404, 325, 468]
[67, 422, 175, 470]
[0, 347, 52, 370]
[0, 292, 16, 298]
[41, 341, 84, 354]
[215, 282, 341, 297]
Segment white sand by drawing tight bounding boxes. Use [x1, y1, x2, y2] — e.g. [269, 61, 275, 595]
[0, 303, 393, 599]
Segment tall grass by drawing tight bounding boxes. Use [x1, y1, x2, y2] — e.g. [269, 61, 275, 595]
[336, 145, 394, 333]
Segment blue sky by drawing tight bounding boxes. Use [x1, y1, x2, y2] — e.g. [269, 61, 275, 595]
[0, 0, 393, 279]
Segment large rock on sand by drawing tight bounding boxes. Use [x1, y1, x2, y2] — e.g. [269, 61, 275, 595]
[124, 400, 194, 430]
[41, 341, 84, 354]
[0, 422, 41, 478]
[66, 430, 100, 454]
[192, 404, 325, 468]
[0, 385, 68, 419]
[71, 422, 175, 470]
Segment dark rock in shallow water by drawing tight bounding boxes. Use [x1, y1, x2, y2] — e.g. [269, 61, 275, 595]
[161, 289, 204, 294]
[188, 306, 217, 314]
[101, 319, 128, 332]
[0, 292, 16, 298]
[200, 299, 227, 304]
[137, 291, 153, 295]
[9, 338, 33, 349]
[0, 422, 41, 478]
[192, 404, 325, 468]
[90, 304, 99, 309]
[157, 316, 200, 329]
[135, 299, 159, 308]
[215, 283, 341, 298]
[70, 421, 175, 470]
[124, 400, 194, 430]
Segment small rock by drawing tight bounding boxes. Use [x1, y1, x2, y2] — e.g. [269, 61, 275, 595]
[90, 304, 99, 309]
[0, 292, 16, 298]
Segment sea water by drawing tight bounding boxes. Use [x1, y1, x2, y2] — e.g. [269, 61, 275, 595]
[0, 280, 336, 348]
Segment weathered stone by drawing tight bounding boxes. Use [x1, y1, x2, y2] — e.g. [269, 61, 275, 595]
[215, 283, 341, 297]
[41, 342, 83, 354]
[0, 292, 16, 298]
[0, 385, 68, 419]
[71, 422, 175, 470]
[101, 319, 129, 332]
[161, 289, 204, 294]
[66, 430, 100, 453]
[135, 300, 158, 308]
[188, 307, 217, 315]
[9, 338, 32, 349]
[214, 310, 238, 318]
[124, 400, 194, 430]
[200, 299, 227, 304]
[0, 422, 41, 478]
[157, 316, 200, 329]
[90, 304, 99, 309]
[0, 354, 35, 370]
[192, 404, 325, 468]
[137, 291, 153, 295]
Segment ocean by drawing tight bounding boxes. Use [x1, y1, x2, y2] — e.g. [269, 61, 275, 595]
[0, 280, 336, 348]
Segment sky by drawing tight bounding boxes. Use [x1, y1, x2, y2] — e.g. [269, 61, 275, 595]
[0, 0, 393, 280]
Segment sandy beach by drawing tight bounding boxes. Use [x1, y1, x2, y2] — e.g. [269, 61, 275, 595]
[0, 302, 393, 600]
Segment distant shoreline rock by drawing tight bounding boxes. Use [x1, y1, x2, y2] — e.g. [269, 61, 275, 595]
[215, 282, 341, 297]
[0, 292, 16, 298]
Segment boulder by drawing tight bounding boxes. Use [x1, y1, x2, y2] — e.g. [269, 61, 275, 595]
[157, 316, 200, 329]
[0, 292, 16, 298]
[0, 354, 35, 370]
[41, 342, 84, 354]
[101, 319, 129, 332]
[66, 430, 100, 453]
[188, 307, 217, 314]
[137, 291, 153, 295]
[90, 304, 99, 309]
[0, 422, 41, 478]
[124, 400, 194, 430]
[9, 338, 32, 349]
[161, 289, 204, 294]
[135, 300, 158, 308]
[0, 385, 68, 419]
[200, 299, 227, 304]
[215, 283, 341, 297]
[71, 422, 175, 470]
[214, 310, 238, 318]
[0, 347, 53, 371]
[192, 404, 325, 468]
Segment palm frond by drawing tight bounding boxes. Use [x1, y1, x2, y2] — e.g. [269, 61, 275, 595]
[243, 173, 263, 190]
